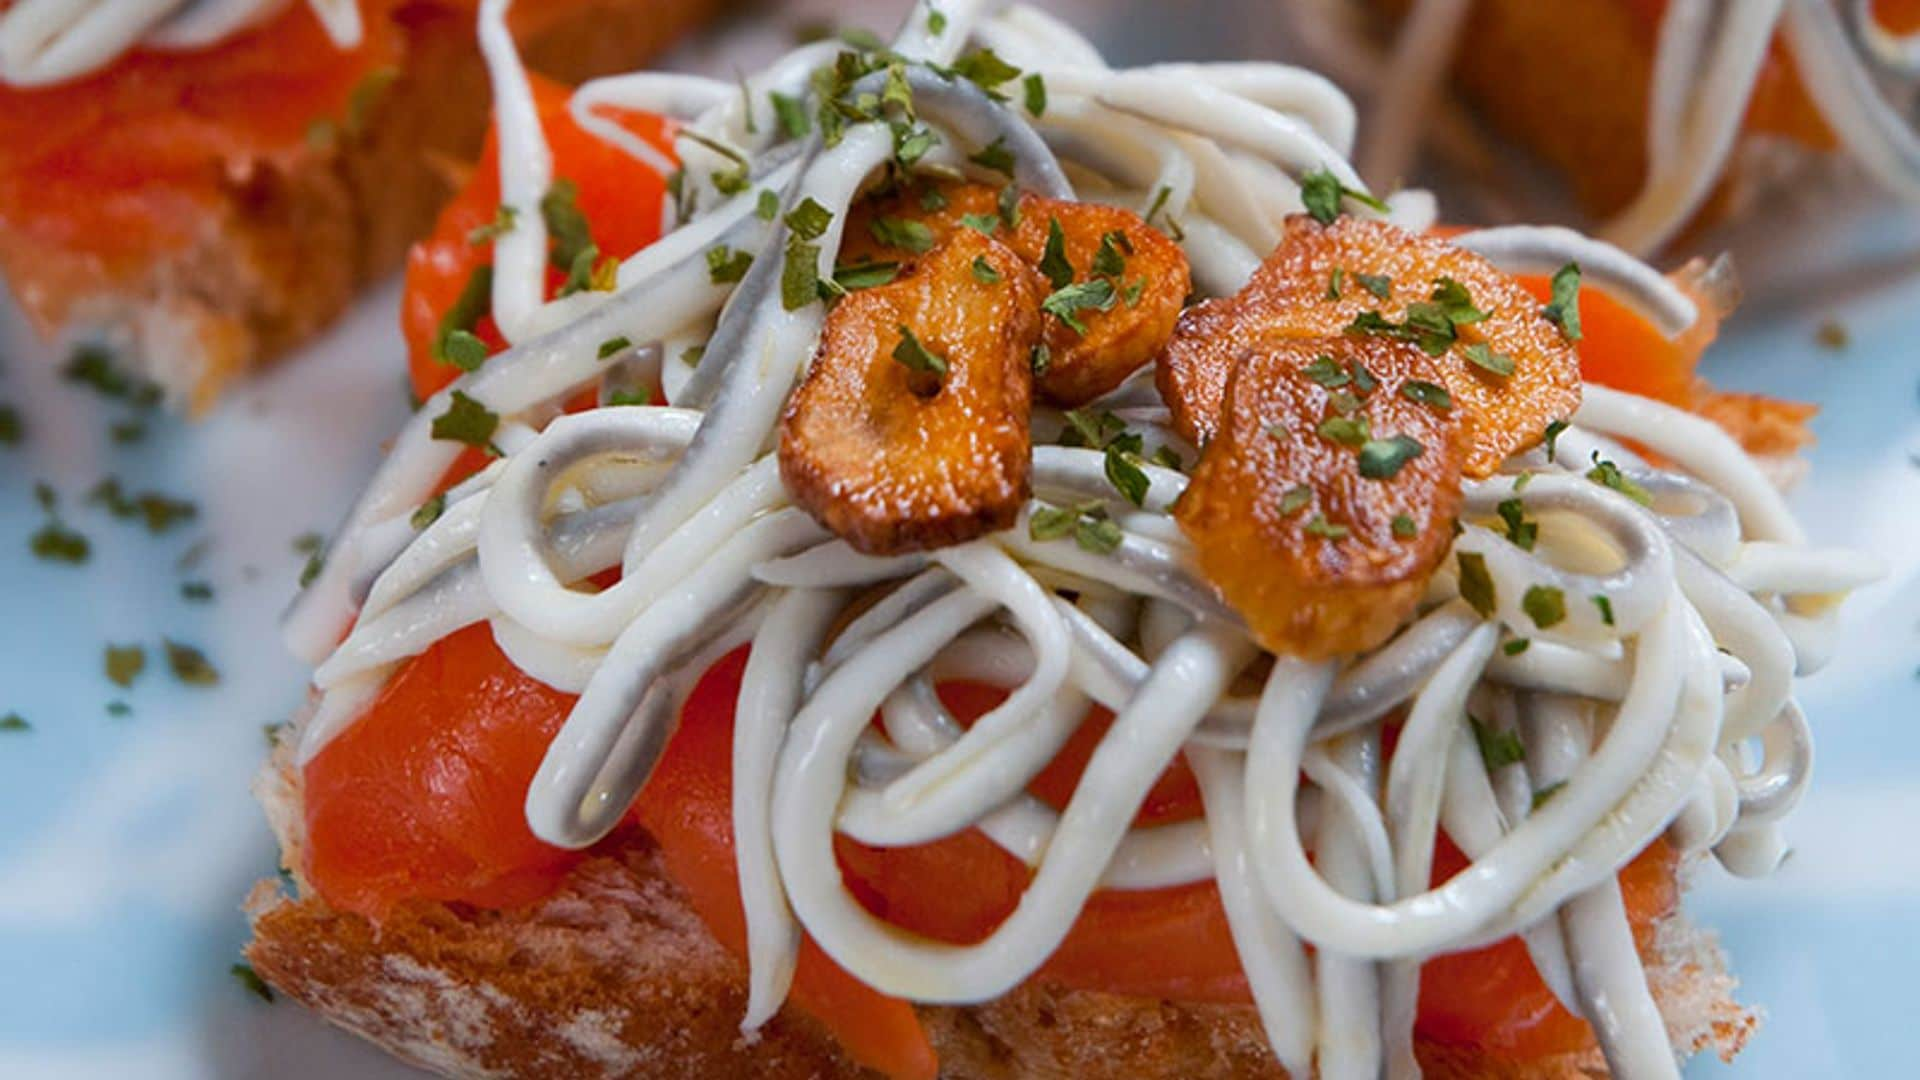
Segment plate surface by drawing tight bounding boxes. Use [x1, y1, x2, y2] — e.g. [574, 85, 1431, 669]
[2, 2, 1918, 1077]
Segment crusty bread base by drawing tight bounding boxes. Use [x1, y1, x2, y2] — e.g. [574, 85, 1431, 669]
[246, 747, 1755, 1078]
[0, 0, 724, 412]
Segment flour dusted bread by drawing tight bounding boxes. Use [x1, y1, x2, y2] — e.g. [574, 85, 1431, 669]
[0, 0, 723, 412]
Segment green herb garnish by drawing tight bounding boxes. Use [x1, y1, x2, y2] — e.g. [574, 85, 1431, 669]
[1038, 217, 1074, 289]
[1496, 498, 1537, 550]
[430, 390, 501, 454]
[1304, 514, 1350, 540]
[231, 962, 274, 1002]
[892, 324, 949, 379]
[1470, 714, 1526, 770]
[1357, 435, 1423, 479]
[1522, 585, 1567, 628]
[1023, 72, 1047, 116]
[105, 644, 145, 688]
[869, 216, 935, 253]
[466, 204, 518, 245]
[1299, 167, 1388, 225]
[967, 136, 1015, 177]
[411, 494, 447, 530]
[164, 639, 220, 687]
[1400, 380, 1452, 410]
[1041, 279, 1116, 335]
[1585, 453, 1652, 505]
[1542, 262, 1583, 341]
[1457, 551, 1496, 617]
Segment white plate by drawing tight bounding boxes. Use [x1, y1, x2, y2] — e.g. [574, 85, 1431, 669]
[1, 2, 1917, 1076]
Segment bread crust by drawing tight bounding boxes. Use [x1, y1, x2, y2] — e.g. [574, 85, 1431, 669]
[0, 0, 725, 411]
[246, 816, 1755, 1079]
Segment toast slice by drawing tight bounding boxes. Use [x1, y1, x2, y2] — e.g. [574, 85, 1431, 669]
[246, 745, 1756, 1078]
[0, 0, 725, 412]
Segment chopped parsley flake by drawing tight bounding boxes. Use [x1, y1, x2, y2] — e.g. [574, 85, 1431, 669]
[959, 211, 1001, 235]
[706, 244, 753, 284]
[755, 189, 780, 221]
[1298, 167, 1389, 225]
[1303, 355, 1350, 388]
[971, 255, 1003, 284]
[1059, 408, 1128, 450]
[891, 122, 939, 166]
[1030, 343, 1051, 376]
[180, 581, 214, 602]
[1355, 270, 1392, 299]
[1279, 484, 1313, 516]
[1522, 585, 1567, 629]
[1464, 342, 1515, 378]
[433, 265, 493, 371]
[950, 47, 1022, 98]
[1327, 266, 1344, 300]
[1592, 594, 1616, 626]
[430, 390, 501, 454]
[781, 240, 824, 310]
[164, 639, 220, 687]
[1456, 551, 1496, 617]
[770, 91, 811, 138]
[1503, 637, 1531, 656]
[231, 962, 274, 1003]
[104, 506, 176, 565]
[1091, 229, 1132, 278]
[1542, 262, 1583, 341]
[1041, 279, 1116, 335]
[1144, 184, 1182, 239]
[540, 179, 596, 270]
[0, 713, 28, 732]
[835, 261, 901, 291]
[784, 197, 834, 241]
[411, 494, 447, 530]
[1400, 380, 1452, 410]
[62, 345, 162, 407]
[1470, 714, 1526, 770]
[1586, 453, 1653, 505]
[1304, 514, 1350, 540]
[1038, 217, 1075, 289]
[1023, 72, 1047, 117]
[30, 521, 89, 564]
[967, 136, 1016, 177]
[1496, 498, 1538, 550]
[1316, 414, 1371, 448]
[466, 204, 518, 245]
[104, 644, 146, 688]
[1028, 500, 1124, 554]
[1531, 781, 1567, 811]
[0, 403, 19, 446]
[869, 216, 935, 253]
[1104, 444, 1150, 507]
[1543, 419, 1570, 463]
[1357, 435, 1424, 479]
[892, 324, 949, 379]
[597, 336, 633, 361]
[607, 387, 653, 407]
[1392, 513, 1417, 538]
[927, 7, 948, 34]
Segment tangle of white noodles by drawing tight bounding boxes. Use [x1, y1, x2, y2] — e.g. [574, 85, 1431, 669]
[285, 3, 1878, 1076]
[1365, 0, 1920, 254]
